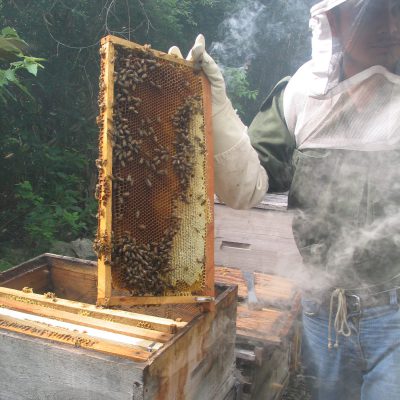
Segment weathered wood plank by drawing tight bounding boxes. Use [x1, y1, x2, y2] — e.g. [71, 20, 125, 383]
[0, 297, 173, 343]
[0, 265, 50, 293]
[145, 283, 238, 400]
[0, 329, 146, 400]
[214, 204, 302, 275]
[254, 272, 298, 309]
[236, 305, 286, 345]
[51, 265, 97, 302]
[0, 287, 185, 333]
[215, 266, 299, 309]
[215, 266, 247, 299]
[108, 295, 214, 306]
[0, 254, 49, 282]
[0, 311, 151, 362]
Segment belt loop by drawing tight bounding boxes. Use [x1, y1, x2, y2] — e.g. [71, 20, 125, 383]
[389, 288, 398, 306]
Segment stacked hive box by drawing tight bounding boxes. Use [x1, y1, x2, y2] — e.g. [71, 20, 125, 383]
[0, 254, 237, 400]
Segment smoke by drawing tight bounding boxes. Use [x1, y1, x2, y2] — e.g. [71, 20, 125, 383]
[207, 0, 314, 121]
[210, 0, 400, 298]
[209, 1, 266, 68]
[209, 0, 314, 69]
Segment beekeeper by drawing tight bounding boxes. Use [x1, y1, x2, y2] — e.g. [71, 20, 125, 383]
[170, 0, 400, 399]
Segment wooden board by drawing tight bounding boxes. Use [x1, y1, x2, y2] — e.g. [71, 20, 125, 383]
[51, 262, 97, 302]
[0, 296, 173, 343]
[214, 266, 247, 299]
[0, 264, 50, 293]
[144, 283, 237, 400]
[0, 329, 147, 400]
[214, 203, 302, 275]
[254, 272, 299, 309]
[107, 295, 214, 307]
[0, 311, 151, 362]
[215, 265, 299, 309]
[236, 305, 285, 345]
[0, 287, 185, 334]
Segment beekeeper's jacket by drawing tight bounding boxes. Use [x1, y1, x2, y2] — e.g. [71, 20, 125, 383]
[245, 0, 400, 288]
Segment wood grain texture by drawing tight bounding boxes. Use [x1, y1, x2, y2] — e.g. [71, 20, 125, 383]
[0, 281, 237, 400]
[97, 38, 114, 303]
[0, 297, 173, 343]
[236, 305, 284, 345]
[0, 287, 184, 334]
[214, 204, 302, 275]
[215, 266, 248, 299]
[51, 264, 97, 303]
[0, 312, 152, 362]
[215, 265, 299, 309]
[0, 265, 50, 293]
[145, 284, 237, 400]
[0, 329, 146, 400]
[108, 295, 214, 306]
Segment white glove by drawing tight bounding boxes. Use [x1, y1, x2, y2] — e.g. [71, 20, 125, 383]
[168, 35, 268, 209]
[169, 34, 245, 155]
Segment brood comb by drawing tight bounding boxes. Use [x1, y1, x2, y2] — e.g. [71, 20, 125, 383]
[95, 36, 214, 307]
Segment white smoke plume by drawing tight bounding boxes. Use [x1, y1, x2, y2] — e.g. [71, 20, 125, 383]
[209, 1, 266, 68]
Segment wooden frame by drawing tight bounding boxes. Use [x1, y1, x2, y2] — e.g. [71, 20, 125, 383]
[97, 35, 214, 308]
[97, 38, 114, 303]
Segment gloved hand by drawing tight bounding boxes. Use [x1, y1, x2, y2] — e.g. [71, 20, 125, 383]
[168, 34, 246, 155]
[168, 35, 268, 209]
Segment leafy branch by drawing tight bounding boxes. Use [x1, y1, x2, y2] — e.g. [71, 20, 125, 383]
[0, 27, 45, 102]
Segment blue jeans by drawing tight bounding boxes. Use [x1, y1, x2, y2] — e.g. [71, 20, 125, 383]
[301, 290, 400, 400]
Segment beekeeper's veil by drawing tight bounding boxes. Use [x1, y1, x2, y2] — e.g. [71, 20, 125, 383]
[284, 0, 400, 151]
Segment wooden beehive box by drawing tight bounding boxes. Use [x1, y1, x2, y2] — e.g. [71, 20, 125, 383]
[215, 266, 301, 400]
[0, 254, 236, 400]
[214, 193, 302, 275]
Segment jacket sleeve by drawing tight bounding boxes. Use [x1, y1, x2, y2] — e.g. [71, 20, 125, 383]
[249, 77, 296, 192]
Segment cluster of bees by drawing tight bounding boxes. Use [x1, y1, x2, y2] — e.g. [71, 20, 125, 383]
[95, 42, 206, 296]
[171, 95, 202, 201]
[95, 50, 108, 210]
[111, 218, 180, 295]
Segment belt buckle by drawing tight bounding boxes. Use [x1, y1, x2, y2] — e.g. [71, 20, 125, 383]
[347, 294, 361, 313]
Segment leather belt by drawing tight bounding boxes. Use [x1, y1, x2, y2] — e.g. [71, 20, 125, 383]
[319, 287, 400, 313]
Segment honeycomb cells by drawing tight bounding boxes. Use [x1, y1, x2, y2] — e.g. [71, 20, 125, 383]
[96, 41, 210, 297]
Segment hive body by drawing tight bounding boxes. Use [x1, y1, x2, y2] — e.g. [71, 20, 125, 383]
[95, 36, 214, 306]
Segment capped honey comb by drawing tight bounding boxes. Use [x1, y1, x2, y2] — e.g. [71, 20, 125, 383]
[95, 36, 213, 305]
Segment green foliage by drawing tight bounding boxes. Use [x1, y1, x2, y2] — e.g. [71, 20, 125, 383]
[0, 27, 44, 102]
[15, 180, 91, 247]
[224, 67, 258, 118]
[0, 0, 239, 268]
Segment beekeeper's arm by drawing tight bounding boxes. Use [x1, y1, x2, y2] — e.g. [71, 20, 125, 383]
[169, 35, 295, 207]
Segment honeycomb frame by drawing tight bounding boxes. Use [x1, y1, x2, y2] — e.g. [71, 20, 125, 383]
[95, 36, 214, 308]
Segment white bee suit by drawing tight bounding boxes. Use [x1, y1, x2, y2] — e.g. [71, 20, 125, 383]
[284, 0, 400, 151]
